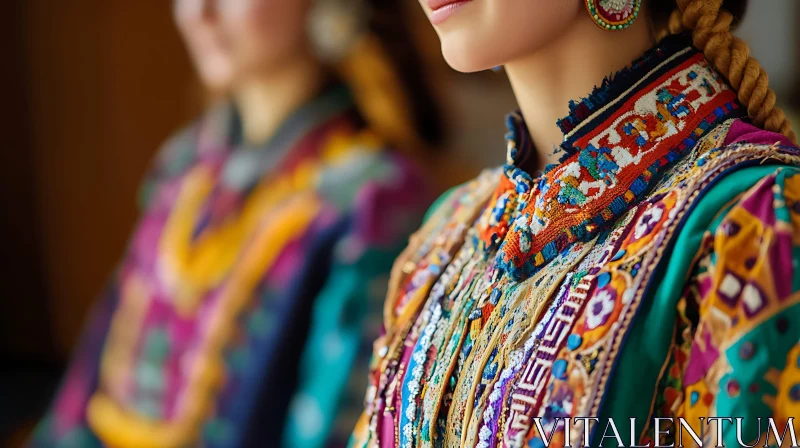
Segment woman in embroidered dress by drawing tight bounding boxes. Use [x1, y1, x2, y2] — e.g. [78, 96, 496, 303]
[31, 1, 442, 447]
[352, 1, 800, 447]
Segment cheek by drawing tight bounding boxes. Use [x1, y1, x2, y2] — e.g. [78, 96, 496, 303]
[174, 17, 236, 88]
[221, 1, 310, 70]
[438, 0, 582, 72]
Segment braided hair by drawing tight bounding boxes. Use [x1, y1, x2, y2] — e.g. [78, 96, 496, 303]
[655, 0, 796, 143]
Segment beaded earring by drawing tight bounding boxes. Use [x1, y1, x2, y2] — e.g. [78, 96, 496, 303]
[585, 0, 641, 31]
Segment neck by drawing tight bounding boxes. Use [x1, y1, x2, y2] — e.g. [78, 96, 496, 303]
[504, 11, 655, 166]
[234, 51, 327, 145]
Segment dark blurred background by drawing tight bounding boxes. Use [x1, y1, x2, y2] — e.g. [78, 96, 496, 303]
[0, 1, 797, 445]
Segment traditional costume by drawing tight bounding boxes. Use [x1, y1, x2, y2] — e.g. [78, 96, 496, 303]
[351, 35, 800, 448]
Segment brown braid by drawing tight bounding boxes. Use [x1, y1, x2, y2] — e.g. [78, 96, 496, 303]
[665, 0, 796, 143]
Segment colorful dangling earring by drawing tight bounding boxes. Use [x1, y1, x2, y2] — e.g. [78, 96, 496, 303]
[585, 0, 641, 31]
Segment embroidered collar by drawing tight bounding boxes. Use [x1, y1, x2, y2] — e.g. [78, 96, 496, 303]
[220, 83, 356, 191]
[494, 34, 745, 281]
[170, 83, 356, 195]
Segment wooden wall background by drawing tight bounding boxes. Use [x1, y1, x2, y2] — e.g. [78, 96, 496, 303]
[17, 1, 200, 357]
[1, 1, 200, 442]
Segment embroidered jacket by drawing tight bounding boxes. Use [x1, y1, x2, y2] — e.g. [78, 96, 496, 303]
[32, 86, 433, 448]
[350, 36, 800, 448]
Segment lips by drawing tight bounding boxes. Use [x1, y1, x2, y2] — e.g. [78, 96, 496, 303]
[426, 0, 466, 11]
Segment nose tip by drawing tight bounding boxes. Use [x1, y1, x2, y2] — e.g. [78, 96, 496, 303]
[177, 0, 217, 23]
[199, 0, 217, 22]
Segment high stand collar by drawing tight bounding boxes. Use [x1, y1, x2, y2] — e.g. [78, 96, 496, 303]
[492, 33, 745, 281]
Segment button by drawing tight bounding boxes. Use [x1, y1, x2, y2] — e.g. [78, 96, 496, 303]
[739, 342, 755, 360]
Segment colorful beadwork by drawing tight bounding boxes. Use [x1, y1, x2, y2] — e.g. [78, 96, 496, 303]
[585, 0, 641, 31]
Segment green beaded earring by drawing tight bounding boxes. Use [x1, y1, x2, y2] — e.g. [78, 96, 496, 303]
[585, 0, 642, 31]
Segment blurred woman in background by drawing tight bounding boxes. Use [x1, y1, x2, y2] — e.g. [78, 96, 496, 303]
[31, 0, 444, 447]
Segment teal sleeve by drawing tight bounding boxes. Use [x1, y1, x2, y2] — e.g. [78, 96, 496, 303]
[281, 238, 406, 448]
[598, 165, 789, 447]
[283, 180, 465, 447]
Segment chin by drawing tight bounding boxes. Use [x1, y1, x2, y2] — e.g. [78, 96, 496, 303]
[198, 75, 232, 94]
[439, 35, 496, 73]
[196, 63, 235, 93]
